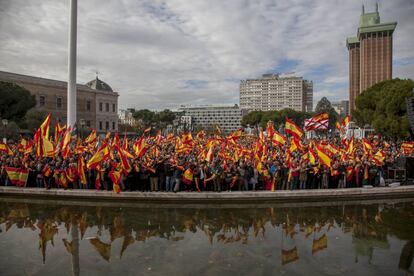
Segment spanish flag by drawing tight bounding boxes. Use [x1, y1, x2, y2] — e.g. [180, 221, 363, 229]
[42, 137, 55, 157]
[133, 136, 148, 158]
[60, 127, 72, 159]
[346, 136, 354, 155]
[362, 138, 373, 154]
[78, 156, 88, 185]
[315, 144, 331, 168]
[54, 123, 66, 144]
[109, 169, 122, 194]
[115, 145, 132, 173]
[308, 148, 316, 165]
[272, 132, 286, 146]
[182, 168, 193, 185]
[285, 118, 303, 139]
[85, 129, 97, 145]
[87, 143, 110, 169]
[267, 121, 275, 139]
[0, 143, 13, 155]
[341, 115, 350, 128]
[5, 167, 29, 187]
[205, 146, 214, 163]
[40, 113, 51, 139]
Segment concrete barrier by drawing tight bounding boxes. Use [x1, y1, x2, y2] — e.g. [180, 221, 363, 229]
[1, 185, 414, 204]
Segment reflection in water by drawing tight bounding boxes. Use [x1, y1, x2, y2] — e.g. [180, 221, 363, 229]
[0, 199, 413, 275]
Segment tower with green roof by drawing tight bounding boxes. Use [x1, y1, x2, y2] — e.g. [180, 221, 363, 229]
[346, 3, 397, 113]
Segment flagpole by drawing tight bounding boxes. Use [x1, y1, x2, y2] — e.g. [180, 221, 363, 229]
[67, 0, 77, 128]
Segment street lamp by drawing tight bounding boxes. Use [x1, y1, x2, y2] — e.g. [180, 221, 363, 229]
[79, 119, 86, 139]
[2, 119, 8, 143]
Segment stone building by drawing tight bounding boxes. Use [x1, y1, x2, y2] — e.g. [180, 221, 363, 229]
[0, 71, 119, 133]
[346, 4, 397, 113]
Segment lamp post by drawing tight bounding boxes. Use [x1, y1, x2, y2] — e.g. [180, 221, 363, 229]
[79, 119, 86, 139]
[67, 0, 77, 129]
[2, 119, 8, 143]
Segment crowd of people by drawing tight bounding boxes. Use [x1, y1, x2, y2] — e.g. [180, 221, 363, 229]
[0, 115, 413, 193]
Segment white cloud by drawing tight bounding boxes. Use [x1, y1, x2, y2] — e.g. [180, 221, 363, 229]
[0, 0, 413, 110]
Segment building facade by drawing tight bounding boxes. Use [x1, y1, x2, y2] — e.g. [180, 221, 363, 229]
[240, 73, 313, 112]
[332, 100, 350, 117]
[346, 4, 397, 113]
[0, 71, 119, 133]
[118, 108, 137, 126]
[179, 105, 246, 134]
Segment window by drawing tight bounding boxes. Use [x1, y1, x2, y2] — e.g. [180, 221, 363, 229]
[86, 100, 91, 111]
[112, 122, 115, 130]
[56, 97, 63, 109]
[106, 103, 109, 112]
[86, 120, 91, 127]
[105, 121, 109, 130]
[112, 103, 115, 113]
[99, 121, 102, 130]
[99, 102, 103, 112]
[39, 95, 45, 107]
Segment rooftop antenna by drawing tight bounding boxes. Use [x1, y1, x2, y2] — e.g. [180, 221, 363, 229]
[375, 2, 379, 13]
[362, 4, 365, 14]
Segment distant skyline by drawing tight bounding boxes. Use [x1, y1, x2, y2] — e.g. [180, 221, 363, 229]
[0, 0, 413, 110]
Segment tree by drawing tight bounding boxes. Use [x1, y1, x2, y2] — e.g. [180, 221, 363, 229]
[315, 97, 338, 129]
[241, 109, 311, 129]
[132, 109, 155, 127]
[241, 111, 264, 127]
[0, 81, 36, 124]
[132, 109, 176, 130]
[23, 108, 49, 132]
[354, 78, 414, 139]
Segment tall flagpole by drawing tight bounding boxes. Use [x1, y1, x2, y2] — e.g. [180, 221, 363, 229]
[67, 0, 77, 128]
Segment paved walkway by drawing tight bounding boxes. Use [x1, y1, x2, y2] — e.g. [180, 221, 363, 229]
[1, 185, 414, 204]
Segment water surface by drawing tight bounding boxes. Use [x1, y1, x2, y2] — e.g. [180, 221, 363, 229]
[0, 198, 413, 275]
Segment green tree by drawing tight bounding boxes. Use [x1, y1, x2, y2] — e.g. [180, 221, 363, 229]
[0, 81, 36, 125]
[24, 108, 49, 132]
[315, 97, 338, 129]
[241, 111, 264, 127]
[132, 109, 155, 126]
[354, 78, 414, 139]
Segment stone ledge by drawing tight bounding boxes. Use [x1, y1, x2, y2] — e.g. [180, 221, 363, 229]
[1, 186, 414, 204]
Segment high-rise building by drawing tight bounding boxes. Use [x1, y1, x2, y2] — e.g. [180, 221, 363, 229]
[240, 73, 313, 112]
[179, 105, 247, 134]
[332, 100, 350, 117]
[346, 4, 397, 113]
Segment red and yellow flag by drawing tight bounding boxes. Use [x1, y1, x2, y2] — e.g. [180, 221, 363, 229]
[87, 143, 110, 169]
[40, 113, 51, 139]
[341, 115, 350, 128]
[315, 144, 332, 168]
[5, 167, 29, 187]
[109, 169, 122, 194]
[182, 168, 194, 185]
[272, 132, 287, 146]
[0, 143, 13, 155]
[78, 156, 88, 185]
[285, 118, 303, 139]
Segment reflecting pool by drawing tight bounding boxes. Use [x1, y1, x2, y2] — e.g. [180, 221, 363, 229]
[0, 198, 413, 275]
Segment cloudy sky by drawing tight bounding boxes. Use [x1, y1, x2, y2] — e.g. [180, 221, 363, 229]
[0, 0, 413, 110]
